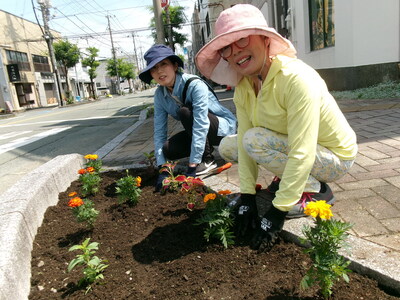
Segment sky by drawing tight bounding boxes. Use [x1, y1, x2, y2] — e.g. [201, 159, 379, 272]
[2, 0, 196, 69]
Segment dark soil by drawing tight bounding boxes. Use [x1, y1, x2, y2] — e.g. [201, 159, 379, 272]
[29, 168, 399, 300]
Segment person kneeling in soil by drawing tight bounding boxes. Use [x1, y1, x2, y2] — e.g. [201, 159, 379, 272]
[195, 4, 358, 252]
[139, 44, 237, 192]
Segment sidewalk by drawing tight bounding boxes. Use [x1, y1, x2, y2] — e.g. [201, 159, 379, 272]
[102, 89, 400, 294]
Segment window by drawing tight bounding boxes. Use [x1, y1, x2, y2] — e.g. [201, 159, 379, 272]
[309, 0, 335, 51]
[205, 13, 210, 37]
[6, 50, 31, 71]
[32, 54, 51, 72]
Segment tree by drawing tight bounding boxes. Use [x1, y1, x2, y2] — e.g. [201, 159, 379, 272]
[149, 5, 188, 51]
[53, 40, 80, 98]
[81, 47, 100, 99]
[119, 61, 136, 93]
[106, 58, 136, 94]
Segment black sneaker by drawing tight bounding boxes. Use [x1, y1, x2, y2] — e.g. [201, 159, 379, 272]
[196, 160, 217, 175]
[287, 182, 336, 218]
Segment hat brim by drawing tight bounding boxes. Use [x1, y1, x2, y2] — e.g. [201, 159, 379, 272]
[195, 26, 296, 86]
[139, 55, 184, 84]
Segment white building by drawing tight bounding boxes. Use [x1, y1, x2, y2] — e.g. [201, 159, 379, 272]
[190, 0, 400, 90]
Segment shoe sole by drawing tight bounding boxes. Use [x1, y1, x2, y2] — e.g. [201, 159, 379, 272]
[286, 196, 336, 219]
[196, 163, 218, 175]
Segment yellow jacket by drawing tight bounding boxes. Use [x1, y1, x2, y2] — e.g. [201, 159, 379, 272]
[234, 55, 357, 211]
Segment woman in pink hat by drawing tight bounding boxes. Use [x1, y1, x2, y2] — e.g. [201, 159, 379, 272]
[196, 4, 357, 251]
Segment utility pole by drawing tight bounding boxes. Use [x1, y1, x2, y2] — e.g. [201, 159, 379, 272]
[131, 33, 142, 91]
[107, 15, 120, 94]
[165, 5, 174, 50]
[153, 0, 165, 44]
[37, 0, 63, 107]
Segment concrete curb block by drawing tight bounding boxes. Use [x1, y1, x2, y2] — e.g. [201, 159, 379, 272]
[282, 217, 400, 294]
[0, 154, 85, 300]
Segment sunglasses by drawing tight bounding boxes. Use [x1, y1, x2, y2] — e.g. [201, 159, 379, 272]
[218, 36, 251, 59]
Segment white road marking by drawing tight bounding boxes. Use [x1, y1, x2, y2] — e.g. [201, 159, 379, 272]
[0, 127, 71, 155]
[0, 131, 32, 140]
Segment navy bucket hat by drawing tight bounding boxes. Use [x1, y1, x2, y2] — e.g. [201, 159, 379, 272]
[139, 44, 184, 84]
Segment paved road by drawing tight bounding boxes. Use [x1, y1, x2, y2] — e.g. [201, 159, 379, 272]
[0, 90, 155, 195]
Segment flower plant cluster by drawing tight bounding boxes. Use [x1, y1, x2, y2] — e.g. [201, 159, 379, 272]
[158, 162, 236, 247]
[79, 154, 102, 197]
[300, 200, 353, 299]
[68, 191, 99, 228]
[68, 238, 108, 294]
[196, 190, 235, 248]
[115, 170, 142, 206]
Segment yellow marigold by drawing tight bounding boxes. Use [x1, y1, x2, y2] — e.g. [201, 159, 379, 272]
[136, 176, 142, 187]
[204, 193, 216, 203]
[78, 168, 87, 175]
[84, 154, 98, 160]
[68, 197, 84, 208]
[68, 191, 77, 197]
[218, 190, 231, 195]
[86, 167, 95, 173]
[304, 200, 333, 220]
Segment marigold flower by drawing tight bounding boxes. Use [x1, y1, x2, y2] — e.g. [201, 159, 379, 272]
[204, 193, 216, 203]
[78, 168, 87, 175]
[218, 190, 231, 195]
[84, 154, 98, 160]
[86, 167, 95, 173]
[68, 197, 84, 208]
[68, 191, 77, 197]
[136, 176, 142, 187]
[304, 200, 333, 220]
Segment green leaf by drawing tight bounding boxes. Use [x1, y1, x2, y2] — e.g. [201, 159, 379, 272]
[68, 257, 83, 272]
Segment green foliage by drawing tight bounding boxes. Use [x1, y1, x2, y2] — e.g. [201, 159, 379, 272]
[330, 81, 400, 100]
[195, 192, 235, 248]
[115, 170, 142, 206]
[68, 238, 108, 294]
[81, 47, 100, 99]
[85, 158, 102, 173]
[53, 39, 81, 69]
[300, 217, 353, 299]
[146, 105, 154, 118]
[79, 173, 101, 197]
[149, 5, 188, 49]
[71, 199, 99, 228]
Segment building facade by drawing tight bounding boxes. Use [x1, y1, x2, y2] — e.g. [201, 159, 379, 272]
[0, 10, 64, 112]
[190, 0, 400, 90]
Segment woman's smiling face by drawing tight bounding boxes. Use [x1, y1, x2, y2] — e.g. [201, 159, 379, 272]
[224, 35, 270, 79]
[150, 58, 178, 89]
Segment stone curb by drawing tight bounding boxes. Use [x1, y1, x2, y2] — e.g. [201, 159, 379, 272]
[0, 154, 85, 300]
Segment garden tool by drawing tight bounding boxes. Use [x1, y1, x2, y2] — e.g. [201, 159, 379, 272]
[201, 162, 232, 179]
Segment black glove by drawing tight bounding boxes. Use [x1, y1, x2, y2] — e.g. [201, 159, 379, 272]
[250, 205, 288, 252]
[154, 171, 169, 193]
[235, 194, 257, 236]
[185, 166, 197, 178]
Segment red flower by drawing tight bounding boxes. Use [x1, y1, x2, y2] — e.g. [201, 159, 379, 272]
[78, 169, 87, 175]
[187, 203, 195, 211]
[86, 167, 95, 173]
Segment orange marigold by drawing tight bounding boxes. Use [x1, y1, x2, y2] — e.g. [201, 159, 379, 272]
[68, 197, 84, 208]
[204, 193, 216, 203]
[136, 176, 142, 187]
[68, 191, 77, 197]
[218, 190, 231, 195]
[86, 167, 95, 173]
[78, 168, 87, 175]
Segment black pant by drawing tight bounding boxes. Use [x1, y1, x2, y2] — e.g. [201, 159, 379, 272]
[162, 106, 222, 162]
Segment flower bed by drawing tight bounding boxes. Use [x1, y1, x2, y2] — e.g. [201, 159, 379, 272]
[29, 166, 399, 299]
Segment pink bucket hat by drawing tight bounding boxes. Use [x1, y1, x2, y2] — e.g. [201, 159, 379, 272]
[195, 4, 296, 86]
